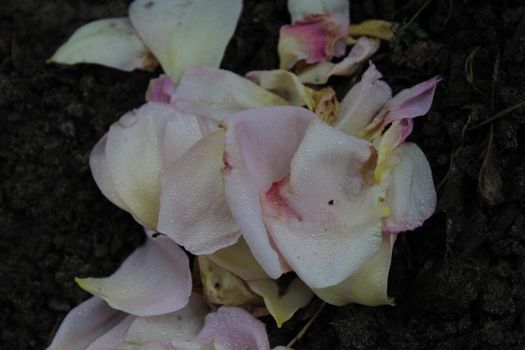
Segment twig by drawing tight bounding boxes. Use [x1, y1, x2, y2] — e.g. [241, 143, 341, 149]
[287, 302, 326, 348]
[468, 101, 525, 131]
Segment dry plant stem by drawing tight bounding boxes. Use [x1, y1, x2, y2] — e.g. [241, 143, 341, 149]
[287, 302, 326, 348]
[468, 100, 525, 131]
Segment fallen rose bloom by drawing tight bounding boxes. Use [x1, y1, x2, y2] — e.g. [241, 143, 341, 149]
[47, 293, 290, 350]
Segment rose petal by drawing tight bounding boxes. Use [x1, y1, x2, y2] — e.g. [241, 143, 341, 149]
[129, 0, 242, 82]
[359, 76, 440, 140]
[278, 0, 350, 69]
[171, 66, 288, 121]
[347, 20, 395, 42]
[335, 62, 392, 135]
[158, 130, 239, 254]
[49, 17, 157, 71]
[124, 294, 208, 344]
[223, 107, 315, 278]
[296, 37, 380, 85]
[194, 307, 271, 350]
[262, 120, 386, 289]
[91, 102, 209, 229]
[245, 70, 314, 108]
[247, 278, 313, 328]
[76, 235, 191, 316]
[46, 297, 128, 350]
[382, 143, 436, 234]
[313, 232, 395, 306]
[374, 119, 413, 182]
[146, 75, 177, 103]
[86, 316, 135, 350]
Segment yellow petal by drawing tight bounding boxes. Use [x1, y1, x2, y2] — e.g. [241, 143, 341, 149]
[310, 87, 340, 125]
[348, 20, 394, 43]
[247, 278, 313, 328]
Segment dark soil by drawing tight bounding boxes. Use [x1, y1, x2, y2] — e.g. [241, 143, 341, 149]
[2, 0, 525, 349]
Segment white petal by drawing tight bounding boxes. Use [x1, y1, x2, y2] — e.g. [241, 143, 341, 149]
[262, 120, 385, 289]
[47, 297, 128, 350]
[223, 107, 315, 278]
[158, 130, 239, 254]
[86, 316, 135, 350]
[124, 294, 208, 344]
[382, 143, 436, 234]
[335, 62, 392, 135]
[76, 235, 191, 316]
[49, 18, 156, 71]
[171, 65, 288, 121]
[297, 37, 380, 85]
[129, 0, 243, 82]
[314, 233, 395, 306]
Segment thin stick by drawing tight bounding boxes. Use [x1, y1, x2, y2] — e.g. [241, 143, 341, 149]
[468, 100, 525, 131]
[287, 302, 326, 348]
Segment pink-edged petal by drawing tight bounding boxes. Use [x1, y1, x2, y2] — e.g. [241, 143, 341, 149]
[335, 62, 392, 135]
[382, 143, 436, 234]
[375, 119, 414, 182]
[46, 297, 128, 350]
[86, 316, 135, 350]
[129, 0, 242, 82]
[245, 70, 314, 107]
[76, 235, 191, 316]
[124, 294, 208, 345]
[313, 233, 396, 306]
[297, 37, 380, 85]
[194, 307, 270, 350]
[383, 76, 440, 123]
[262, 120, 386, 289]
[49, 18, 157, 72]
[171, 66, 288, 121]
[278, 0, 349, 69]
[158, 130, 240, 255]
[223, 107, 315, 278]
[146, 75, 177, 103]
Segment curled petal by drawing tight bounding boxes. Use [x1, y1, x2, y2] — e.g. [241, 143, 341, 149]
[382, 143, 436, 234]
[297, 37, 380, 85]
[223, 107, 315, 278]
[314, 233, 395, 306]
[91, 102, 209, 229]
[375, 119, 413, 182]
[262, 120, 386, 289]
[245, 70, 314, 108]
[76, 235, 191, 316]
[171, 66, 288, 121]
[158, 130, 240, 254]
[47, 297, 129, 350]
[335, 62, 392, 135]
[279, 0, 350, 69]
[359, 76, 440, 140]
[129, 0, 243, 82]
[194, 307, 271, 350]
[247, 278, 313, 328]
[146, 75, 177, 103]
[49, 18, 157, 71]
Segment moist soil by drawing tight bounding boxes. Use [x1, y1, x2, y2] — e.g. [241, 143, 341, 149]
[2, 0, 525, 349]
